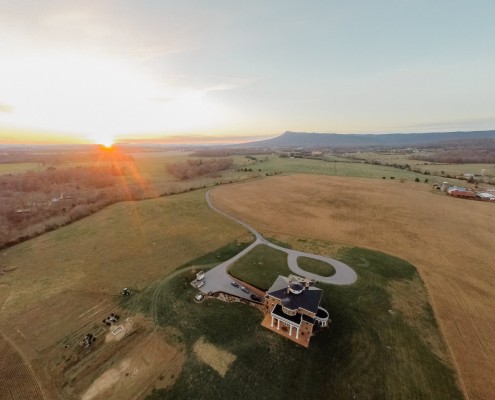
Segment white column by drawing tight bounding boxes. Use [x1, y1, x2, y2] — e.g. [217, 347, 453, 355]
[289, 325, 293, 336]
[296, 327, 299, 339]
[271, 315, 274, 327]
[277, 319, 280, 330]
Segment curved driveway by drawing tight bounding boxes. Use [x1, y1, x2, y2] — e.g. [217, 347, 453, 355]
[199, 190, 356, 297]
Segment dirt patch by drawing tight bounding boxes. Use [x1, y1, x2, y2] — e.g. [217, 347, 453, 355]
[0, 265, 17, 274]
[210, 174, 495, 400]
[81, 330, 184, 400]
[81, 359, 131, 400]
[193, 336, 236, 377]
[7, 290, 116, 352]
[104, 317, 134, 343]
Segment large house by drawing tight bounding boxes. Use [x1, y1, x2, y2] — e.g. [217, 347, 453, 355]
[262, 275, 330, 347]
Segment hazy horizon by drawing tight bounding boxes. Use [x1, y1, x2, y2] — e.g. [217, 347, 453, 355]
[1, 1, 494, 145]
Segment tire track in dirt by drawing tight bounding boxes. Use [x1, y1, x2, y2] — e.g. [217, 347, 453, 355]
[151, 265, 198, 325]
[0, 283, 11, 311]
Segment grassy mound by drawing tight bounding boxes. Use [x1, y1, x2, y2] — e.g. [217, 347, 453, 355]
[297, 256, 336, 277]
[125, 244, 463, 400]
[228, 244, 289, 290]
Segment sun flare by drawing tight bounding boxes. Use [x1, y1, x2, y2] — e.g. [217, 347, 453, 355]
[92, 134, 115, 149]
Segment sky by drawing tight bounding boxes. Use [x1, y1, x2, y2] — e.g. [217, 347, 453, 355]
[0, 0, 494, 144]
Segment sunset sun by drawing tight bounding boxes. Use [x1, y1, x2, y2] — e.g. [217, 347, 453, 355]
[93, 134, 115, 149]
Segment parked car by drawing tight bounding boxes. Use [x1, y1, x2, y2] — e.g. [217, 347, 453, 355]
[241, 286, 249, 293]
[231, 281, 239, 288]
[250, 294, 262, 302]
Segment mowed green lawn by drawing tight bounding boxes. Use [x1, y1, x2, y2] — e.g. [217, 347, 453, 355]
[126, 244, 463, 400]
[229, 245, 336, 289]
[229, 245, 289, 289]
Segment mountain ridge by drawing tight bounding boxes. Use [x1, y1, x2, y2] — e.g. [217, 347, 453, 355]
[238, 130, 495, 148]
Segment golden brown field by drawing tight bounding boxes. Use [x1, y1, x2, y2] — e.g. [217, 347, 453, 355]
[0, 190, 248, 400]
[210, 174, 495, 400]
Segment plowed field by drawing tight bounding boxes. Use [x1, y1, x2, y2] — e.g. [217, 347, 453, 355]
[210, 174, 495, 400]
[0, 334, 44, 400]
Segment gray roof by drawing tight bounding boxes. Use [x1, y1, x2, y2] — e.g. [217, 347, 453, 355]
[267, 275, 322, 314]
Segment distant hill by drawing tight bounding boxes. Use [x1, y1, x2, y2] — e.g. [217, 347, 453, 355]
[239, 130, 495, 149]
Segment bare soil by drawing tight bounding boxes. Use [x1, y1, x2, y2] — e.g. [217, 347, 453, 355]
[210, 174, 495, 400]
[192, 336, 237, 377]
[81, 329, 184, 400]
[1, 292, 184, 400]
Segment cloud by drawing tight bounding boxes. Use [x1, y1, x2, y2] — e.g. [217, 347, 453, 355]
[117, 133, 274, 145]
[406, 117, 495, 132]
[149, 76, 256, 105]
[0, 103, 13, 114]
[0, 2, 196, 62]
[204, 77, 257, 93]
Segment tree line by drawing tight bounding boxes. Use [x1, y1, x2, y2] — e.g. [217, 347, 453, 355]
[410, 138, 495, 163]
[0, 147, 134, 165]
[0, 165, 151, 249]
[411, 150, 495, 164]
[191, 148, 272, 157]
[166, 158, 234, 180]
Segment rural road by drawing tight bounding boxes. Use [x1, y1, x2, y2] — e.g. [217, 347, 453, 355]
[199, 190, 357, 296]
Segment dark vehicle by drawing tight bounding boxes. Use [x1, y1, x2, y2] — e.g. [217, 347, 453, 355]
[250, 294, 262, 302]
[231, 281, 239, 288]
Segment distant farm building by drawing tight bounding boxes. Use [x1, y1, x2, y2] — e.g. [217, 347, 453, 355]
[262, 275, 329, 348]
[476, 192, 495, 201]
[447, 186, 476, 199]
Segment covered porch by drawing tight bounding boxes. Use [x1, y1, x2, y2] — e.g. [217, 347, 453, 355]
[261, 309, 310, 348]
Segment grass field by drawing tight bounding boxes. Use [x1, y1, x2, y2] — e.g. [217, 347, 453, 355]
[0, 189, 252, 399]
[296, 255, 336, 277]
[123, 244, 462, 400]
[1, 153, 491, 399]
[229, 245, 337, 289]
[0, 151, 464, 200]
[210, 175, 495, 400]
[351, 152, 495, 178]
[229, 245, 289, 289]
[0, 189, 251, 317]
[251, 155, 443, 183]
[0, 162, 44, 175]
[2, 150, 491, 191]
